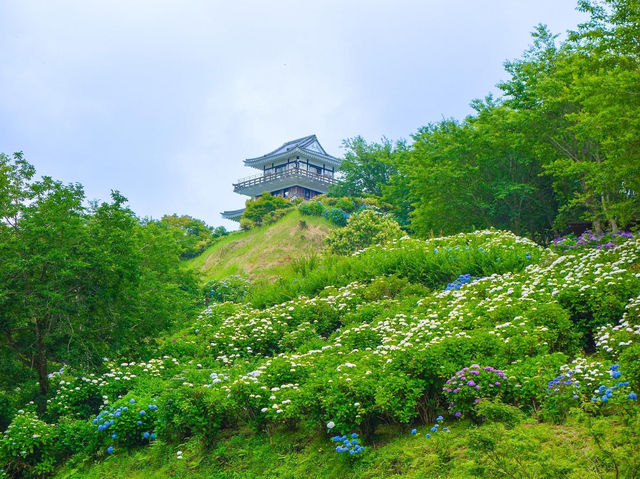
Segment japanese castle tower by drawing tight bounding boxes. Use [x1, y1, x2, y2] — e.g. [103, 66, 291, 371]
[221, 135, 342, 221]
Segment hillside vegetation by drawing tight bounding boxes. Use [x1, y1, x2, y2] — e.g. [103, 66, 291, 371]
[2, 228, 638, 478]
[2, 1, 640, 477]
[187, 209, 334, 281]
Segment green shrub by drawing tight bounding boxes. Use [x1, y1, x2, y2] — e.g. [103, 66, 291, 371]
[443, 365, 507, 421]
[325, 209, 403, 255]
[278, 322, 323, 352]
[56, 416, 100, 456]
[541, 392, 580, 424]
[157, 387, 227, 443]
[263, 208, 288, 225]
[323, 207, 349, 227]
[93, 397, 160, 451]
[47, 374, 103, 421]
[335, 198, 357, 213]
[298, 201, 325, 216]
[240, 216, 256, 231]
[502, 353, 569, 411]
[241, 194, 292, 229]
[204, 275, 250, 303]
[0, 412, 59, 478]
[620, 344, 640, 390]
[476, 399, 524, 428]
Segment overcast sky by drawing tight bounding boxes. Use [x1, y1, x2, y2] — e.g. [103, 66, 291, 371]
[0, 1, 587, 229]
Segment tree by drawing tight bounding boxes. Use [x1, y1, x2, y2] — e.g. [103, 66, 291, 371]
[330, 137, 402, 197]
[0, 153, 197, 400]
[159, 214, 226, 259]
[500, 19, 640, 232]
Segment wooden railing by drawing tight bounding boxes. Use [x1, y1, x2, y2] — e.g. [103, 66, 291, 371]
[233, 168, 338, 191]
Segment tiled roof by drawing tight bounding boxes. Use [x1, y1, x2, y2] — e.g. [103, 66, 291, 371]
[244, 135, 340, 166]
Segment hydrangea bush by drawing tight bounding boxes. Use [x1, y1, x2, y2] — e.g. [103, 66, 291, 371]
[551, 230, 635, 253]
[0, 412, 59, 478]
[443, 365, 506, 420]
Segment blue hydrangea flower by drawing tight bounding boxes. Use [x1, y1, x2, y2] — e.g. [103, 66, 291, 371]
[150, 433, 156, 439]
[107, 446, 114, 454]
[629, 392, 638, 401]
[436, 416, 443, 422]
[129, 399, 136, 404]
[351, 433, 358, 438]
[139, 410, 146, 416]
[410, 428, 417, 435]
[143, 432, 150, 439]
[425, 433, 431, 438]
[111, 433, 116, 439]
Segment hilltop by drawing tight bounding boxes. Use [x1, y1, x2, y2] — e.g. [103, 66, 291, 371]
[187, 209, 334, 281]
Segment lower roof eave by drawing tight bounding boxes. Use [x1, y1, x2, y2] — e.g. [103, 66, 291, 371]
[221, 208, 245, 221]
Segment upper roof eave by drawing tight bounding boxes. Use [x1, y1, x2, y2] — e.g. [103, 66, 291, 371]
[244, 146, 341, 169]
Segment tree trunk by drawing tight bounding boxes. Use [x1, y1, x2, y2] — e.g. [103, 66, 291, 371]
[34, 319, 49, 398]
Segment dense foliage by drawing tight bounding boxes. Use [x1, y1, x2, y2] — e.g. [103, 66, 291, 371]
[159, 214, 227, 259]
[240, 194, 292, 230]
[0, 153, 199, 402]
[333, 0, 640, 239]
[325, 209, 404, 255]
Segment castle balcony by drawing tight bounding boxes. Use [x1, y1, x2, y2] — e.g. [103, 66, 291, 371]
[233, 167, 338, 197]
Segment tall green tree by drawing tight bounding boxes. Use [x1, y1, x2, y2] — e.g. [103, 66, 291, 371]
[330, 137, 402, 197]
[0, 153, 197, 399]
[500, 16, 640, 232]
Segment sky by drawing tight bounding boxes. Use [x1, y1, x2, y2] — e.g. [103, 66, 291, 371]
[0, 1, 588, 230]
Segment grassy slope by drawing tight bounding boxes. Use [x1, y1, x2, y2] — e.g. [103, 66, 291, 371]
[186, 210, 334, 282]
[55, 418, 607, 478]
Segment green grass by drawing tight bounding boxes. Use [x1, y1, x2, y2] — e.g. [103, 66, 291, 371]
[53, 417, 619, 478]
[186, 210, 334, 282]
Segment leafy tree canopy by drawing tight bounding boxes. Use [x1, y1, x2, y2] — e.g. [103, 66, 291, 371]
[329, 137, 405, 198]
[159, 214, 226, 259]
[0, 153, 198, 400]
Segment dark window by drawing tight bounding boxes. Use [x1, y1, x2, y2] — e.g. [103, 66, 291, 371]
[304, 189, 310, 200]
